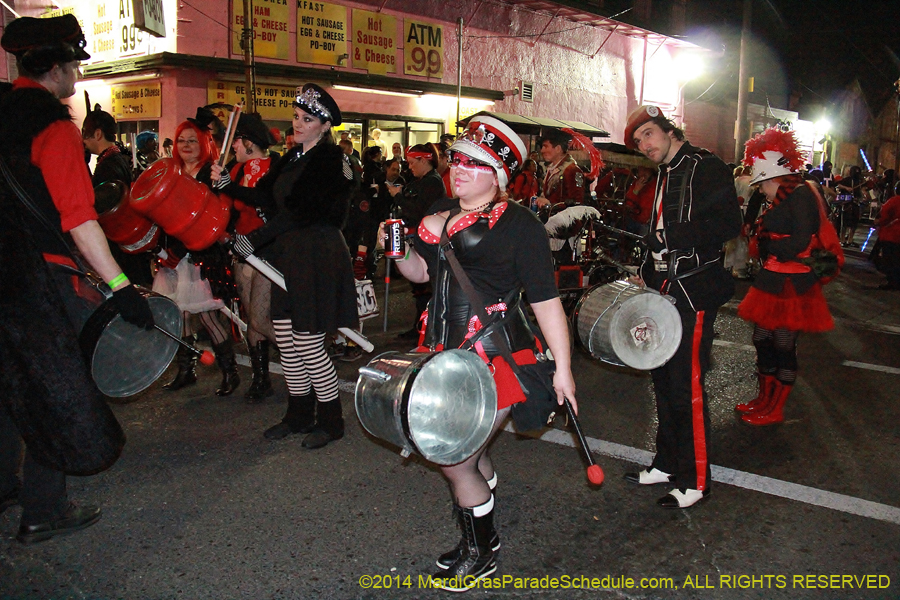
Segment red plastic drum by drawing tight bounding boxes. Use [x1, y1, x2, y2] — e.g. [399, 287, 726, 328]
[129, 158, 232, 251]
[95, 181, 160, 254]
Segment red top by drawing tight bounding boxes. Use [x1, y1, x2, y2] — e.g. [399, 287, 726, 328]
[15, 78, 97, 232]
[877, 195, 900, 244]
[442, 169, 454, 198]
[230, 157, 271, 234]
[510, 171, 539, 202]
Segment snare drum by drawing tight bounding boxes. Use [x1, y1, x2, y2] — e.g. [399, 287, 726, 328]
[572, 280, 682, 370]
[52, 266, 182, 397]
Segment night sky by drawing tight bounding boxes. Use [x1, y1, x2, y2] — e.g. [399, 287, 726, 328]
[679, 0, 900, 119]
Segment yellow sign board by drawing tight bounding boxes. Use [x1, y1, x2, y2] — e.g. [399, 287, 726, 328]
[111, 82, 162, 120]
[351, 9, 397, 75]
[232, 0, 290, 60]
[297, 1, 348, 66]
[404, 19, 443, 78]
[208, 80, 297, 121]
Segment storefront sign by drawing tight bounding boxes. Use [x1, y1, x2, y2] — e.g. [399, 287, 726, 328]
[297, 1, 348, 66]
[232, 0, 290, 60]
[351, 9, 397, 75]
[404, 19, 442, 78]
[112, 82, 161, 120]
[48, 0, 161, 63]
[208, 80, 297, 121]
[133, 0, 166, 38]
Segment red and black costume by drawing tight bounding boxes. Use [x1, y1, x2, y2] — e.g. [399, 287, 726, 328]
[875, 193, 900, 290]
[638, 141, 742, 494]
[413, 199, 557, 410]
[0, 77, 124, 528]
[542, 154, 585, 206]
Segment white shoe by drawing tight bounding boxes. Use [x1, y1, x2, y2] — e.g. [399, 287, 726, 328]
[657, 488, 710, 509]
[624, 468, 674, 485]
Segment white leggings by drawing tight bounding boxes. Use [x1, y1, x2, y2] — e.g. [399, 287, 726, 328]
[273, 319, 339, 401]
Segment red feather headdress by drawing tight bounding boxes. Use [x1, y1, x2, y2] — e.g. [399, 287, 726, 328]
[742, 128, 804, 172]
[562, 128, 604, 180]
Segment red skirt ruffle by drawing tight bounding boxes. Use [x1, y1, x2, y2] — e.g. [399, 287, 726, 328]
[737, 279, 833, 332]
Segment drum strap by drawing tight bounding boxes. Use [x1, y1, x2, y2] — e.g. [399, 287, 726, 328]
[440, 214, 533, 395]
[0, 155, 87, 274]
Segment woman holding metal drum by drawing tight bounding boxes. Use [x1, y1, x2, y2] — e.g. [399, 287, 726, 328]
[382, 115, 577, 590]
[154, 113, 240, 396]
[737, 128, 842, 425]
[212, 84, 357, 449]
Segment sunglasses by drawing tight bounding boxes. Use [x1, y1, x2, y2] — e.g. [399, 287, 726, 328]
[449, 153, 493, 171]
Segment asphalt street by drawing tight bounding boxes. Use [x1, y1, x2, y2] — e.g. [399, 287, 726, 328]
[2, 231, 899, 600]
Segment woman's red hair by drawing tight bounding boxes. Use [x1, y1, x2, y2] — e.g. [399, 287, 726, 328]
[172, 121, 219, 168]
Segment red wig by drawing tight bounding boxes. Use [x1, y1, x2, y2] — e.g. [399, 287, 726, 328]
[742, 128, 804, 172]
[172, 121, 219, 168]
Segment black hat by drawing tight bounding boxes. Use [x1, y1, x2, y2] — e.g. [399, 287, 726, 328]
[235, 113, 275, 149]
[1, 15, 90, 68]
[293, 83, 341, 126]
[187, 106, 220, 132]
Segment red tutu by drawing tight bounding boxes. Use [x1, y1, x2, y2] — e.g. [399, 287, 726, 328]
[738, 279, 833, 332]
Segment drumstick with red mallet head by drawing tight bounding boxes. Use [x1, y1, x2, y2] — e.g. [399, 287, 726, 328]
[153, 325, 215, 365]
[563, 398, 604, 485]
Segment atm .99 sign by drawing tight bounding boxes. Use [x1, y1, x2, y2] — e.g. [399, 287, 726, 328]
[404, 19, 443, 78]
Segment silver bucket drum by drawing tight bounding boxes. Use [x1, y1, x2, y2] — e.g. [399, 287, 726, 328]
[60, 272, 183, 397]
[355, 350, 498, 466]
[572, 280, 682, 370]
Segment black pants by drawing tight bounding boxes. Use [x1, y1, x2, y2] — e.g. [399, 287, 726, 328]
[881, 240, 900, 288]
[0, 407, 67, 525]
[649, 308, 717, 491]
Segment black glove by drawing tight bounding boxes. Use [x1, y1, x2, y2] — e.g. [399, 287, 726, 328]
[230, 233, 255, 259]
[213, 169, 232, 190]
[112, 285, 155, 330]
[644, 229, 667, 253]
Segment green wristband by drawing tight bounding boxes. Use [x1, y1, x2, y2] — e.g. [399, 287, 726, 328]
[108, 273, 129, 289]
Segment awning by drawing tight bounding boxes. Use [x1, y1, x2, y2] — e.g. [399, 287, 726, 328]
[458, 111, 610, 138]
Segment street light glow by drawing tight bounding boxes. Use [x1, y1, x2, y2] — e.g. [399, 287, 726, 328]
[673, 52, 705, 82]
[816, 118, 831, 134]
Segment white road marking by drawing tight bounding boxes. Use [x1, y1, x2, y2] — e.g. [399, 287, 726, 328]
[503, 422, 900, 526]
[842, 360, 900, 375]
[238, 353, 900, 524]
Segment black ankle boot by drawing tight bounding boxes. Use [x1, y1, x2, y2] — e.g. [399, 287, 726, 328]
[264, 392, 316, 439]
[302, 399, 344, 449]
[213, 340, 240, 396]
[163, 336, 198, 391]
[432, 502, 498, 591]
[436, 495, 500, 570]
[245, 340, 274, 403]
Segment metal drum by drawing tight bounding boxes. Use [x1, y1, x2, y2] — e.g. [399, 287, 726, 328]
[94, 180, 160, 254]
[60, 272, 183, 397]
[355, 350, 497, 465]
[572, 280, 682, 370]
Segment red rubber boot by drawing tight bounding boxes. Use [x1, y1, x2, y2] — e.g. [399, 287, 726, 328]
[742, 381, 792, 426]
[735, 373, 777, 414]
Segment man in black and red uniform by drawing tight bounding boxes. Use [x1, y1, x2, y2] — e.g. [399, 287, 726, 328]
[622, 105, 741, 509]
[0, 15, 153, 544]
[534, 128, 585, 209]
[82, 105, 153, 286]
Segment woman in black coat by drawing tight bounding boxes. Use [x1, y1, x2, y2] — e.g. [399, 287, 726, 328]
[213, 84, 357, 449]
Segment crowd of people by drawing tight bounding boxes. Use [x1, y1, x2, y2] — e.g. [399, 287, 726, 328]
[1, 12, 895, 595]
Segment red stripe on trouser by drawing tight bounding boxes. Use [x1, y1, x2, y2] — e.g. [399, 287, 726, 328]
[691, 311, 708, 491]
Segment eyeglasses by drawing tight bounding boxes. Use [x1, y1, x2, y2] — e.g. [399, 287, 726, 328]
[177, 138, 199, 145]
[449, 153, 493, 171]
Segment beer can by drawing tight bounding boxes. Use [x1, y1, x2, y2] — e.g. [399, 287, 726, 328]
[385, 219, 405, 258]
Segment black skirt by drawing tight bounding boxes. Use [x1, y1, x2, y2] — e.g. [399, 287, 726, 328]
[268, 224, 359, 333]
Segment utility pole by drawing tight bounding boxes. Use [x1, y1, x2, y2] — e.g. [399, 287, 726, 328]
[734, 0, 752, 162]
[455, 17, 463, 137]
[241, 0, 257, 113]
[894, 79, 900, 175]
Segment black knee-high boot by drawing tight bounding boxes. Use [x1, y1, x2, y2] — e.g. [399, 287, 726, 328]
[245, 340, 274, 402]
[163, 335, 198, 391]
[264, 392, 316, 440]
[213, 340, 240, 396]
[301, 399, 344, 449]
[432, 500, 498, 591]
